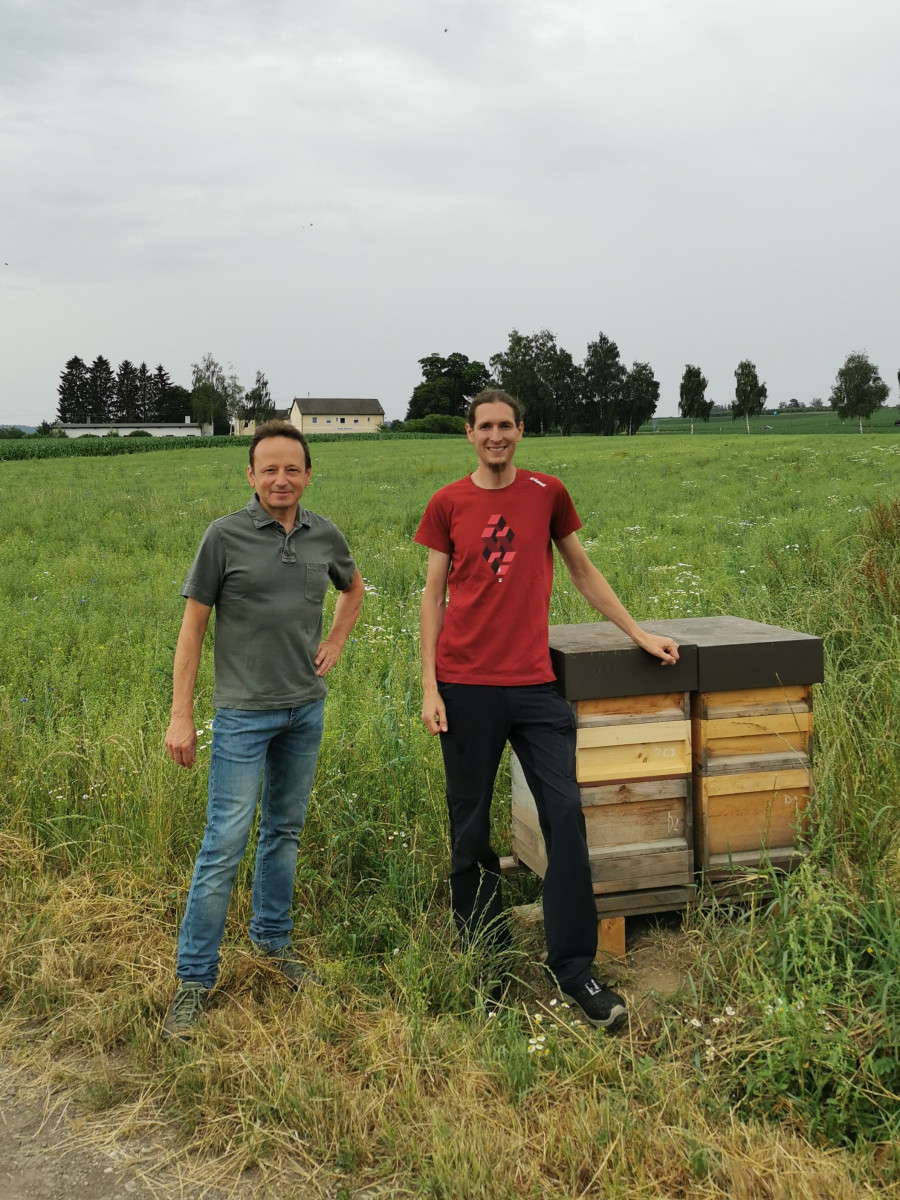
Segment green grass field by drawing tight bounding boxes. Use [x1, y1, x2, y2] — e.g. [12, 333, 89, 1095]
[1, 432, 899, 1197]
[641, 405, 900, 436]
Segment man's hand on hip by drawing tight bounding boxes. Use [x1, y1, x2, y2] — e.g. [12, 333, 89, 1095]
[165, 715, 198, 768]
[315, 638, 344, 676]
[421, 686, 448, 735]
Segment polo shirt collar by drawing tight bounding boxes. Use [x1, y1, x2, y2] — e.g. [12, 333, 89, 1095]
[246, 494, 311, 531]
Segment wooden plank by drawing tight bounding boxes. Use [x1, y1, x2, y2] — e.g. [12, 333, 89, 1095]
[514, 790, 691, 851]
[700, 768, 811, 797]
[576, 692, 689, 727]
[693, 712, 812, 771]
[708, 848, 806, 870]
[597, 917, 626, 958]
[694, 751, 813, 776]
[579, 778, 691, 807]
[578, 719, 691, 749]
[595, 885, 696, 916]
[577, 749, 691, 783]
[593, 870, 693, 894]
[692, 685, 811, 721]
[510, 818, 693, 893]
[695, 712, 813, 740]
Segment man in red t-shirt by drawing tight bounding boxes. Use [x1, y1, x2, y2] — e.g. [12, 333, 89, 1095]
[415, 389, 679, 1029]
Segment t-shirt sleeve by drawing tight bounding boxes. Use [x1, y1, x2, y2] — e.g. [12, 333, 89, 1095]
[327, 523, 357, 591]
[414, 492, 452, 554]
[550, 480, 582, 541]
[181, 523, 225, 607]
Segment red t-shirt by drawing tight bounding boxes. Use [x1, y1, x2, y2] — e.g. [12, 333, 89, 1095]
[414, 469, 582, 685]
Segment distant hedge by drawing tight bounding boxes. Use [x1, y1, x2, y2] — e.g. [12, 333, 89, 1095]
[0, 431, 458, 462]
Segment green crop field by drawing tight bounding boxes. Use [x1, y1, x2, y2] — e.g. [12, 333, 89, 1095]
[1, 433, 899, 1198]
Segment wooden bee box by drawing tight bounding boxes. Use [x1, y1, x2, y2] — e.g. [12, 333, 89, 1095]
[575, 691, 692, 784]
[694, 768, 812, 876]
[511, 753, 693, 894]
[691, 685, 814, 878]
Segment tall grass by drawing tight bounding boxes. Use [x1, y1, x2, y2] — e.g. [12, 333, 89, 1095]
[1, 434, 898, 1196]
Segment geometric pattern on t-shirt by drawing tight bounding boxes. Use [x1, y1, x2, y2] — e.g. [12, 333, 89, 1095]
[481, 513, 516, 578]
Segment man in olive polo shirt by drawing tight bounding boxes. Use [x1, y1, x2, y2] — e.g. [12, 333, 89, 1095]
[162, 420, 364, 1040]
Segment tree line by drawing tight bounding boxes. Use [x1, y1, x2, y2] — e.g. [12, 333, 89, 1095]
[402, 332, 895, 435]
[55, 354, 274, 433]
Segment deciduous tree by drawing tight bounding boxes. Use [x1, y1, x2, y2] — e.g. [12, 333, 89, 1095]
[240, 371, 275, 424]
[490, 330, 580, 435]
[830, 352, 890, 433]
[679, 365, 712, 434]
[621, 362, 660, 435]
[580, 333, 626, 435]
[732, 360, 767, 433]
[406, 353, 491, 421]
[191, 353, 232, 433]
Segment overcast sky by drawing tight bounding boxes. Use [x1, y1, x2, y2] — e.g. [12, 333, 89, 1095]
[2, 0, 898, 426]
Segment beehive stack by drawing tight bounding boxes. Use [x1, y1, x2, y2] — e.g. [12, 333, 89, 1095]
[510, 625, 700, 941]
[509, 617, 823, 950]
[647, 617, 823, 886]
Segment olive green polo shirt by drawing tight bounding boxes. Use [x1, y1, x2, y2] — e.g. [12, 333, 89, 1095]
[181, 495, 356, 710]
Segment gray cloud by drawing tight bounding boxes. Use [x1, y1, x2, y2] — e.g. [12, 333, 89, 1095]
[2, 0, 898, 424]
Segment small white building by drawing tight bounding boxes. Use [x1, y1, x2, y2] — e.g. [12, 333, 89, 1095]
[55, 417, 210, 438]
[234, 399, 385, 437]
[291, 397, 384, 433]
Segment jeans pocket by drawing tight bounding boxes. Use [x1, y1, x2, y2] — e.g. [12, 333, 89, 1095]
[304, 563, 329, 602]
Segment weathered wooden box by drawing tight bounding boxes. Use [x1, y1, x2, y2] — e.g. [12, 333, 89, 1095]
[576, 692, 692, 784]
[690, 680, 816, 879]
[691, 685, 814, 775]
[693, 767, 812, 875]
[512, 755, 694, 893]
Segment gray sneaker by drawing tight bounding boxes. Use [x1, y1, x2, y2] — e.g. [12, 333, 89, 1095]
[258, 945, 323, 989]
[161, 982, 211, 1041]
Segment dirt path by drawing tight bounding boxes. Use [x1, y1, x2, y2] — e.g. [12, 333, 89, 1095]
[0, 1070, 235, 1200]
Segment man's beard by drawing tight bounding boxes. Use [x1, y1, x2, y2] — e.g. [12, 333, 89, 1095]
[487, 459, 505, 473]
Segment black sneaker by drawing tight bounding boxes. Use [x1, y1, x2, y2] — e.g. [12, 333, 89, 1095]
[560, 978, 628, 1031]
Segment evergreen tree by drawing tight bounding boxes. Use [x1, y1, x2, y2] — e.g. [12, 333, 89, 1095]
[56, 356, 89, 423]
[87, 356, 116, 423]
[135, 362, 153, 423]
[114, 360, 140, 422]
[731, 360, 768, 433]
[150, 365, 173, 422]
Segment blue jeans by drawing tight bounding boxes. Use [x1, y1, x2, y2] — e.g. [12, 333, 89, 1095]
[176, 701, 325, 988]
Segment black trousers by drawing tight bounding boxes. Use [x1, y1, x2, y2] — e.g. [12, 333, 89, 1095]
[437, 681, 597, 990]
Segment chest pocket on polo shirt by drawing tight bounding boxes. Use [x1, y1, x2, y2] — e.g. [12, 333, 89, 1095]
[304, 563, 330, 602]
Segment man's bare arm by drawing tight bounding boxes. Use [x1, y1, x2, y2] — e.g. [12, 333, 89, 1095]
[164, 598, 213, 768]
[315, 568, 365, 676]
[554, 532, 679, 665]
[420, 548, 451, 734]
